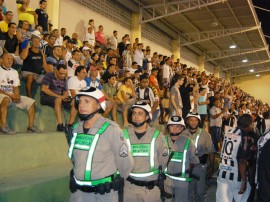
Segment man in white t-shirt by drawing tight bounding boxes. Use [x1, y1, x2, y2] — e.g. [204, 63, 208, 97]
[0, 53, 41, 134]
[68, 66, 87, 97]
[67, 49, 83, 78]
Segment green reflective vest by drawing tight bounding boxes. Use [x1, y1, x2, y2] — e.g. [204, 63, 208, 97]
[165, 136, 192, 182]
[123, 129, 160, 178]
[68, 122, 117, 186]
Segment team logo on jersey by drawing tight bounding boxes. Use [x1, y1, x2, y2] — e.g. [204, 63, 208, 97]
[119, 143, 128, 157]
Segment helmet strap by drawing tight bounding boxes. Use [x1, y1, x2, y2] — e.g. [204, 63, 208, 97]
[131, 120, 147, 128]
[78, 109, 100, 121]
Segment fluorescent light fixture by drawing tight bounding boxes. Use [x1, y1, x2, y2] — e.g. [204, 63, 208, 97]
[242, 59, 248, 63]
[230, 44, 237, 49]
[249, 69, 254, 72]
[256, 74, 260, 77]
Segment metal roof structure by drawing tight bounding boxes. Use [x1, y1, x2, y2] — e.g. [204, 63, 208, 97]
[116, 0, 270, 78]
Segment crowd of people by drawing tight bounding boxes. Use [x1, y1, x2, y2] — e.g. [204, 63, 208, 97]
[0, 0, 270, 202]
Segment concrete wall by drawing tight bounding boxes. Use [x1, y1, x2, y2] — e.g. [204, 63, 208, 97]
[233, 73, 270, 104]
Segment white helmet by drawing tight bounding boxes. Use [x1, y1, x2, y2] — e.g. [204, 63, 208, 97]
[167, 116, 185, 128]
[186, 111, 201, 121]
[131, 101, 152, 120]
[75, 87, 106, 111]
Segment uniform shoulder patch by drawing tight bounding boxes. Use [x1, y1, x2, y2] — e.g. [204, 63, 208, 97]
[119, 143, 128, 157]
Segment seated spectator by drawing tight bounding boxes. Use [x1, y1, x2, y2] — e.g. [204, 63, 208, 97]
[0, 11, 13, 33]
[16, 20, 31, 44]
[46, 45, 65, 71]
[0, 53, 41, 133]
[81, 46, 92, 67]
[105, 48, 114, 66]
[20, 33, 48, 98]
[114, 77, 136, 127]
[52, 29, 63, 46]
[60, 28, 66, 38]
[125, 61, 138, 75]
[67, 49, 83, 77]
[149, 67, 160, 92]
[40, 64, 77, 131]
[71, 32, 82, 48]
[42, 34, 55, 57]
[68, 66, 87, 97]
[62, 37, 74, 62]
[35, 0, 49, 33]
[85, 66, 102, 89]
[101, 63, 115, 84]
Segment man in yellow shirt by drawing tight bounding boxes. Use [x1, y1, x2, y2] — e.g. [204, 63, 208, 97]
[0, 11, 13, 33]
[17, 0, 37, 29]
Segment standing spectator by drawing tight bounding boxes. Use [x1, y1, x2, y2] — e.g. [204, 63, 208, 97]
[180, 72, 194, 119]
[133, 43, 144, 70]
[17, 0, 36, 29]
[35, 0, 48, 32]
[0, 53, 41, 133]
[209, 98, 227, 152]
[95, 25, 106, 51]
[16, 20, 31, 43]
[107, 30, 118, 51]
[122, 44, 132, 69]
[0, 0, 6, 21]
[162, 58, 171, 88]
[117, 35, 127, 58]
[20, 34, 48, 98]
[46, 45, 65, 71]
[197, 87, 210, 127]
[0, 11, 13, 33]
[84, 26, 95, 48]
[170, 74, 184, 116]
[149, 67, 160, 92]
[40, 64, 77, 131]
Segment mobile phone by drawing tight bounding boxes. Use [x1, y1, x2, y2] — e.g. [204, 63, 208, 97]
[29, 41, 33, 47]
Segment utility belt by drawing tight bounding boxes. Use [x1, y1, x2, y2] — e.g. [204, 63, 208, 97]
[127, 176, 158, 190]
[198, 154, 208, 165]
[70, 170, 124, 195]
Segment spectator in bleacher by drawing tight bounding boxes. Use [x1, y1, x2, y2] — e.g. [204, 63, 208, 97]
[16, 20, 31, 43]
[20, 34, 48, 98]
[46, 45, 65, 71]
[162, 58, 171, 88]
[62, 38, 73, 62]
[95, 25, 106, 51]
[0, 0, 6, 21]
[60, 28, 66, 38]
[115, 77, 136, 126]
[81, 46, 91, 67]
[0, 53, 41, 133]
[40, 64, 77, 131]
[84, 26, 95, 48]
[35, 0, 48, 33]
[117, 35, 127, 58]
[42, 34, 55, 57]
[149, 67, 160, 92]
[105, 48, 114, 66]
[72, 32, 82, 48]
[132, 37, 139, 50]
[17, 0, 36, 29]
[125, 61, 138, 75]
[101, 64, 115, 84]
[133, 43, 144, 71]
[0, 10, 13, 33]
[67, 49, 83, 77]
[197, 87, 210, 127]
[122, 44, 132, 69]
[52, 29, 62, 46]
[107, 30, 118, 51]
[85, 66, 102, 89]
[170, 74, 184, 117]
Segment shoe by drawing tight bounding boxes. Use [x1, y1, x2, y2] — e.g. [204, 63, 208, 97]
[1, 125, 16, 134]
[57, 123, 65, 132]
[27, 126, 42, 133]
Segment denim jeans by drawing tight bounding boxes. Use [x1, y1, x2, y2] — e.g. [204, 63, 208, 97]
[210, 126, 221, 152]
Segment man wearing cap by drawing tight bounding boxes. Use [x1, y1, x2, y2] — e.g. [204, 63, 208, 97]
[181, 112, 215, 202]
[216, 114, 255, 202]
[69, 87, 134, 202]
[20, 31, 48, 98]
[164, 116, 199, 202]
[123, 101, 169, 202]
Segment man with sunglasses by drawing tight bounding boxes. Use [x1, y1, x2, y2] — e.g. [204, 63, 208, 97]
[40, 64, 77, 131]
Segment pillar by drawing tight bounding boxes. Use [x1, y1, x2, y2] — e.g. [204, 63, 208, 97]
[131, 13, 141, 42]
[198, 56, 205, 72]
[214, 66, 220, 78]
[47, 0, 60, 29]
[172, 39, 181, 61]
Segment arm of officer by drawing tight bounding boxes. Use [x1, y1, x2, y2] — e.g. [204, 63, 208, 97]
[112, 127, 134, 179]
[157, 133, 169, 171]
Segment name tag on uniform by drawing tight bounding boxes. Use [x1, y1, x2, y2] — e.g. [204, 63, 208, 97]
[74, 134, 95, 150]
[131, 144, 150, 156]
[171, 152, 183, 163]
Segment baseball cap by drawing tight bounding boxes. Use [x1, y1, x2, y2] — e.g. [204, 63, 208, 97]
[82, 46, 91, 51]
[31, 30, 41, 39]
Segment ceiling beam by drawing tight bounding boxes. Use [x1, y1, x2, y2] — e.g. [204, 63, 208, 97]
[231, 67, 270, 77]
[181, 25, 260, 46]
[222, 60, 270, 70]
[205, 47, 268, 62]
[140, 0, 226, 24]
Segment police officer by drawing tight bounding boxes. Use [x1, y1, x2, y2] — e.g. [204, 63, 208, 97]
[123, 101, 169, 202]
[181, 112, 215, 202]
[68, 87, 134, 202]
[257, 128, 270, 202]
[164, 116, 199, 202]
[216, 114, 254, 202]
